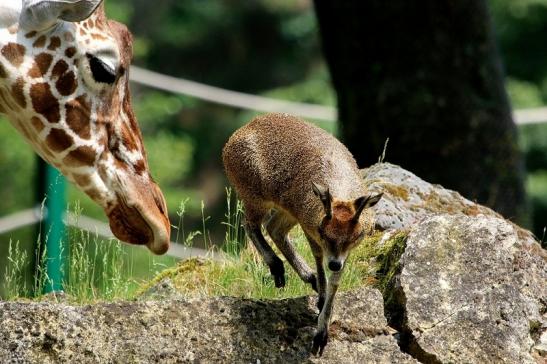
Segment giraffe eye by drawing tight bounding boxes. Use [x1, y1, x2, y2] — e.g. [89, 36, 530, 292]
[86, 53, 116, 84]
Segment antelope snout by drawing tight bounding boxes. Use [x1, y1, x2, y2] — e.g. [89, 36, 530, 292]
[327, 259, 343, 272]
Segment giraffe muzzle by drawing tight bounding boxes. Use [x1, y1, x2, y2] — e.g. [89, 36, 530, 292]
[107, 184, 171, 255]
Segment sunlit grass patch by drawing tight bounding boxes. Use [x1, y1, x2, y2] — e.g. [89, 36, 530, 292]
[139, 227, 397, 300]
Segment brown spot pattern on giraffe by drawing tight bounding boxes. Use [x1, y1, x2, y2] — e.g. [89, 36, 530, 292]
[72, 173, 91, 187]
[11, 78, 26, 108]
[51, 60, 69, 79]
[65, 96, 91, 139]
[65, 47, 77, 58]
[1, 43, 25, 67]
[28, 53, 53, 78]
[33, 36, 47, 48]
[133, 159, 146, 175]
[63, 32, 75, 42]
[56, 70, 77, 96]
[46, 128, 74, 152]
[50, 59, 77, 96]
[30, 83, 60, 124]
[63, 146, 96, 167]
[47, 37, 61, 51]
[31, 116, 45, 132]
[120, 123, 139, 152]
[25, 31, 37, 38]
[85, 187, 102, 202]
[0, 63, 6, 78]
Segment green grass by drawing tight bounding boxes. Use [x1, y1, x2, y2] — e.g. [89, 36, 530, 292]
[138, 228, 400, 300]
[1, 194, 212, 303]
[4, 240, 32, 299]
[2, 231, 179, 303]
[3, 191, 404, 303]
[1, 203, 179, 303]
[136, 196, 390, 300]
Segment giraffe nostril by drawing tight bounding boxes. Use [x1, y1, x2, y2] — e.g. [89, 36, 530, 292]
[155, 196, 165, 215]
[152, 185, 167, 216]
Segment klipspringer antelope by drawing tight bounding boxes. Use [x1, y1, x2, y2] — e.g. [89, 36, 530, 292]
[222, 113, 382, 355]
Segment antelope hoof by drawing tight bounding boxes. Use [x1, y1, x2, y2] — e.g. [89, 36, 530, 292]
[269, 260, 285, 288]
[311, 329, 328, 356]
[273, 273, 285, 288]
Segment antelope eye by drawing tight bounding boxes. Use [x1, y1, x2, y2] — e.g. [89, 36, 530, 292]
[86, 53, 116, 84]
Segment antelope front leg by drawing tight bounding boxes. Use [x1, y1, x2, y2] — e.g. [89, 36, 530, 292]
[311, 267, 344, 356]
[312, 252, 327, 310]
[306, 234, 327, 305]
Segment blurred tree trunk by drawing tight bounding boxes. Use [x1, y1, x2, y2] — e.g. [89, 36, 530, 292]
[313, 0, 528, 222]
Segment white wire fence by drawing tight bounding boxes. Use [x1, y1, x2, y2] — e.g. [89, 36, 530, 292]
[130, 65, 547, 125]
[2, 65, 547, 259]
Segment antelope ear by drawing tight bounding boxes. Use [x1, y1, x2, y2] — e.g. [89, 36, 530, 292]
[353, 193, 383, 222]
[312, 182, 332, 219]
[20, 0, 102, 31]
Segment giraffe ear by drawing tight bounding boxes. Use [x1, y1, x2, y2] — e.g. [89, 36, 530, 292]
[20, 0, 103, 31]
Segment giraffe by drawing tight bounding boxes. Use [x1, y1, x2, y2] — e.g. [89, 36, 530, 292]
[0, 0, 170, 254]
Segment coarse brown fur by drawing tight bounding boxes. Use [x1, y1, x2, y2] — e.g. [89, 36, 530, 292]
[223, 113, 382, 356]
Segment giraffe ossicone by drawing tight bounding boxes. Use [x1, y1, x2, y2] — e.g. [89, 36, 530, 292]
[0, 0, 171, 254]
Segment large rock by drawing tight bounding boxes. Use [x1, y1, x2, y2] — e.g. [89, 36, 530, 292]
[362, 163, 546, 363]
[0, 162, 544, 363]
[0, 287, 416, 364]
[362, 163, 496, 231]
[395, 214, 544, 363]
[362, 163, 539, 247]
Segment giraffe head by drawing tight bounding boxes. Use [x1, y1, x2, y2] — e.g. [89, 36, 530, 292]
[0, 0, 170, 254]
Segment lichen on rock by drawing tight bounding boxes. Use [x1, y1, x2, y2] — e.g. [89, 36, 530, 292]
[392, 214, 542, 363]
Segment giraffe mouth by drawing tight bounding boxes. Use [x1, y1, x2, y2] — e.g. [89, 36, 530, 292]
[108, 201, 153, 246]
[107, 189, 170, 255]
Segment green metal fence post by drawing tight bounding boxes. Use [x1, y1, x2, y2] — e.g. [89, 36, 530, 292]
[36, 158, 67, 293]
